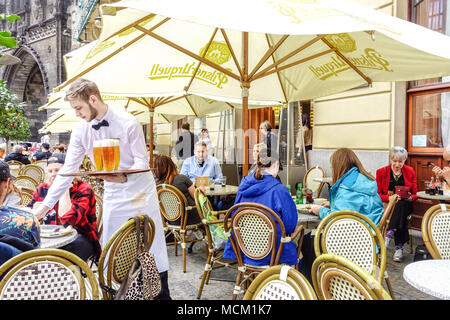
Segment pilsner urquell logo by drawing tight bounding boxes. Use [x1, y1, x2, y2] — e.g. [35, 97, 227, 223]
[146, 41, 232, 88]
[309, 33, 393, 80]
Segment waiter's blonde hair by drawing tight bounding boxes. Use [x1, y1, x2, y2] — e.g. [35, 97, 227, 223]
[65, 78, 104, 104]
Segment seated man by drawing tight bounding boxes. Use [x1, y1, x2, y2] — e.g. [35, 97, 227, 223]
[180, 141, 223, 184]
[4, 144, 31, 165]
[432, 145, 450, 190]
[28, 153, 101, 262]
[33, 143, 52, 161]
[0, 160, 40, 265]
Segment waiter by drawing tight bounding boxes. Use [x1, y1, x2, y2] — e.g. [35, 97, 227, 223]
[32, 78, 170, 299]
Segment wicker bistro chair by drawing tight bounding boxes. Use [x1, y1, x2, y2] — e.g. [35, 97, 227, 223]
[377, 194, 399, 238]
[303, 165, 326, 198]
[422, 203, 450, 259]
[0, 248, 99, 300]
[223, 202, 305, 300]
[156, 184, 204, 273]
[18, 186, 34, 207]
[243, 265, 317, 300]
[7, 160, 23, 177]
[194, 187, 238, 299]
[312, 253, 392, 300]
[97, 214, 155, 300]
[35, 159, 48, 170]
[14, 175, 39, 191]
[19, 164, 45, 184]
[313, 210, 395, 299]
[95, 193, 104, 241]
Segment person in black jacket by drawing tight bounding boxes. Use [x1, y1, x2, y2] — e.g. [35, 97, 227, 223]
[33, 143, 52, 161]
[4, 144, 31, 165]
[174, 122, 198, 160]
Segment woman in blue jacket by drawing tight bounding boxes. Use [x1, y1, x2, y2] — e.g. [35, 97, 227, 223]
[309, 148, 383, 225]
[223, 147, 298, 267]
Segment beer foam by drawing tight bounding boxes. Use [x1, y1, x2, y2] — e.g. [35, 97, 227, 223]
[103, 139, 114, 147]
[93, 140, 103, 147]
[112, 139, 120, 146]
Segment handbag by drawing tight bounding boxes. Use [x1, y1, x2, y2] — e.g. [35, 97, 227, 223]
[114, 216, 162, 300]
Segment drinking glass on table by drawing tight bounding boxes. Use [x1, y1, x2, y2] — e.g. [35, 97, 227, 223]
[220, 176, 227, 187]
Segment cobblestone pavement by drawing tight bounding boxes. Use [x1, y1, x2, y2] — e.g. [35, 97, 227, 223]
[166, 231, 439, 300]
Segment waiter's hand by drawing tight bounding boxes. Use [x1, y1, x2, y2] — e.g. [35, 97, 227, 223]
[97, 173, 127, 183]
[32, 202, 51, 221]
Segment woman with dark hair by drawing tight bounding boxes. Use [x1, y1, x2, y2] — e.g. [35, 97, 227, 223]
[309, 148, 383, 225]
[260, 120, 278, 157]
[222, 147, 298, 266]
[153, 155, 201, 226]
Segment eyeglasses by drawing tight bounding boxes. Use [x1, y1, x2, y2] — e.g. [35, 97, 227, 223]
[393, 147, 406, 153]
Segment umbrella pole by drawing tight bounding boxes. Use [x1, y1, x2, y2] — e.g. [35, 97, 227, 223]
[149, 107, 154, 168]
[242, 32, 249, 177]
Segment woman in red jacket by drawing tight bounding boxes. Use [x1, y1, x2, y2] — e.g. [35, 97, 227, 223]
[376, 146, 417, 262]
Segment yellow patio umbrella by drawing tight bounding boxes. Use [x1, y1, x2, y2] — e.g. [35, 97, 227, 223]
[57, 0, 450, 174]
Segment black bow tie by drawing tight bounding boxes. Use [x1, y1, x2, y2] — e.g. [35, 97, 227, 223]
[92, 119, 109, 130]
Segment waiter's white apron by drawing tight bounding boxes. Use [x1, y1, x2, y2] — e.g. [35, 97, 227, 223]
[101, 171, 169, 273]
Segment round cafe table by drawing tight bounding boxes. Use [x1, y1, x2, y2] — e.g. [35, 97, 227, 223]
[403, 259, 450, 300]
[417, 191, 450, 203]
[204, 185, 239, 196]
[296, 204, 321, 224]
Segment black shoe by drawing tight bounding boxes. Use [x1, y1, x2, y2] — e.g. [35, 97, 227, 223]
[188, 242, 195, 253]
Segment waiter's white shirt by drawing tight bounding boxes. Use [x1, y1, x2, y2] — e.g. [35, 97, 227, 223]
[42, 105, 169, 272]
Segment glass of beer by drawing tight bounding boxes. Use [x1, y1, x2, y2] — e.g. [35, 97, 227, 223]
[93, 140, 104, 171]
[102, 139, 115, 171]
[113, 138, 120, 170]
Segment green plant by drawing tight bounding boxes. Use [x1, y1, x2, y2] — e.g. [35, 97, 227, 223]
[0, 13, 20, 51]
[0, 79, 31, 148]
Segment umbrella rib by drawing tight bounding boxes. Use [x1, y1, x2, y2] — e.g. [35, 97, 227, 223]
[250, 35, 325, 81]
[184, 95, 198, 117]
[158, 95, 185, 106]
[133, 25, 240, 81]
[129, 96, 151, 107]
[103, 13, 157, 42]
[252, 48, 334, 81]
[264, 34, 288, 102]
[220, 29, 243, 80]
[320, 36, 372, 85]
[225, 102, 235, 109]
[248, 34, 289, 80]
[184, 28, 219, 92]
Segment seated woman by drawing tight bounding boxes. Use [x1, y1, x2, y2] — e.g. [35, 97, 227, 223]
[301, 148, 384, 282]
[309, 148, 384, 225]
[223, 147, 299, 267]
[376, 146, 417, 262]
[2, 180, 22, 208]
[154, 155, 202, 226]
[28, 154, 101, 262]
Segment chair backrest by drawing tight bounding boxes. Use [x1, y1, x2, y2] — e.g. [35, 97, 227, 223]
[18, 186, 35, 207]
[377, 194, 399, 237]
[221, 163, 240, 186]
[422, 203, 450, 259]
[0, 248, 99, 300]
[243, 265, 317, 300]
[97, 214, 155, 300]
[7, 160, 23, 177]
[14, 175, 39, 191]
[194, 187, 215, 248]
[312, 253, 392, 300]
[19, 164, 45, 184]
[156, 184, 188, 226]
[95, 193, 103, 240]
[314, 210, 386, 283]
[303, 165, 325, 196]
[35, 160, 48, 169]
[223, 202, 286, 266]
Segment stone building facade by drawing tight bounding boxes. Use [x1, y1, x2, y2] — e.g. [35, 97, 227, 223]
[0, 0, 83, 145]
